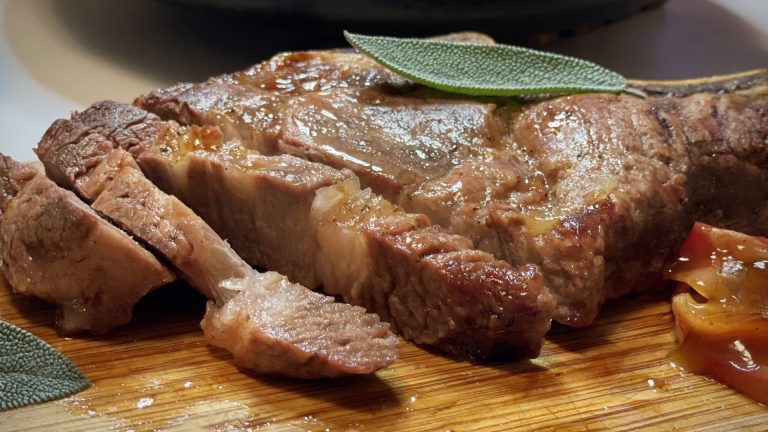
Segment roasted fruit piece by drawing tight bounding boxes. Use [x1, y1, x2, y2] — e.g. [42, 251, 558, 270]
[667, 222, 768, 403]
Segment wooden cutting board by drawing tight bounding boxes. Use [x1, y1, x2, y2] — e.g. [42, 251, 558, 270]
[1, 276, 765, 431]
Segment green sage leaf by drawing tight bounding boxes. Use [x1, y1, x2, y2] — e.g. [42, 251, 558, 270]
[0, 320, 90, 410]
[344, 31, 638, 97]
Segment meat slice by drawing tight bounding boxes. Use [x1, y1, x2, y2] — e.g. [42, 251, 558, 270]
[0, 155, 175, 334]
[91, 157, 251, 303]
[35, 104, 398, 378]
[143, 123, 353, 289]
[203, 273, 395, 377]
[138, 128, 553, 358]
[135, 42, 768, 327]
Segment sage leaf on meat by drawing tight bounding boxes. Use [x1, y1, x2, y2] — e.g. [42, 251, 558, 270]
[0, 320, 90, 410]
[344, 32, 643, 97]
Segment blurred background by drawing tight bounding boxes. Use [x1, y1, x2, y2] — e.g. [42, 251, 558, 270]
[1, 0, 766, 161]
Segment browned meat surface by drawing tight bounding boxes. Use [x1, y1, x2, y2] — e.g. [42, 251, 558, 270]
[647, 90, 768, 234]
[0, 155, 175, 334]
[36, 100, 164, 202]
[137, 123, 553, 358]
[34, 104, 399, 377]
[136, 41, 768, 326]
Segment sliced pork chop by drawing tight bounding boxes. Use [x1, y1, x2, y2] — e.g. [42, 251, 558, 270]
[142, 122, 352, 289]
[35, 107, 398, 378]
[138, 126, 553, 358]
[135, 42, 768, 327]
[38, 101, 553, 359]
[0, 155, 175, 334]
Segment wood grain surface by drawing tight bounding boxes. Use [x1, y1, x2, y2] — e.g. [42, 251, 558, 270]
[0, 276, 766, 432]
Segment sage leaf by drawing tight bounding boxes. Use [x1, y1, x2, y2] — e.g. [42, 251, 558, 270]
[344, 31, 638, 97]
[0, 320, 90, 410]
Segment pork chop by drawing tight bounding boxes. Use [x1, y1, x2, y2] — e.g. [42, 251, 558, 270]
[135, 41, 768, 326]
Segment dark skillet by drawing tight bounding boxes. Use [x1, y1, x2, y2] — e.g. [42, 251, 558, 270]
[160, 0, 666, 41]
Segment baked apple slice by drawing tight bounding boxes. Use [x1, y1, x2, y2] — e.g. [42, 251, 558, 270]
[667, 222, 768, 403]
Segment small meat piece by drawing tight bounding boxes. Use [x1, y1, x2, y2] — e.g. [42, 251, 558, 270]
[311, 178, 551, 357]
[144, 123, 352, 289]
[204, 273, 396, 378]
[0, 155, 175, 334]
[35, 104, 398, 377]
[37, 101, 163, 196]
